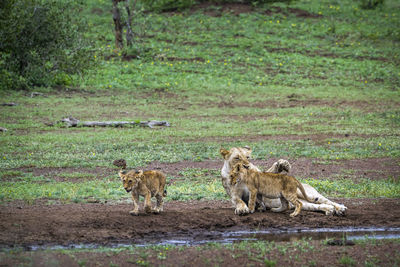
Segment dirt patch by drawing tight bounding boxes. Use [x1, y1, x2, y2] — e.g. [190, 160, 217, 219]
[287, 7, 322, 18]
[0, 198, 399, 248]
[264, 6, 322, 18]
[143, 157, 399, 182]
[264, 45, 390, 63]
[191, 2, 253, 17]
[7, 157, 399, 183]
[104, 53, 140, 62]
[207, 97, 398, 112]
[140, 87, 183, 100]
[166, 56, 204, 62]
[182, 133, 379, 142]
[283, 157, 400, 181]
[4, 166, 116, 183]
[190, 3, 321, 19]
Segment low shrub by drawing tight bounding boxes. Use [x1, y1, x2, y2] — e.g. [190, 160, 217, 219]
[0, 0, 95, 90]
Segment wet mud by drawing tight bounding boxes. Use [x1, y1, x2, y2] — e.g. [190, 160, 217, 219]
[0, 198, 399, 249]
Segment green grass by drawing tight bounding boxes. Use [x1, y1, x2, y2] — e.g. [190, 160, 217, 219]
[0, 174, 398, 203]
[1, 238, 399, 267]
[339, 255, 357, 266]
[0, 0, 399, 203]
[302, 178, 400, 198]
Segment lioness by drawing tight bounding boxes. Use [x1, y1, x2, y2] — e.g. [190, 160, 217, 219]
[220, 147, 347, 215]
[230, 162, 315, 217]
[220, 146, 292, 215]
[118, 170, 166, 216]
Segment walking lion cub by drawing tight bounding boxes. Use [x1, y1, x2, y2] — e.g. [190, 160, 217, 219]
[118, 169, 167, 216]
[230, 162, 315, 217]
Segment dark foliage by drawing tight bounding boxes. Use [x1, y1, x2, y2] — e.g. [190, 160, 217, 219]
[0, 0, 95, 90]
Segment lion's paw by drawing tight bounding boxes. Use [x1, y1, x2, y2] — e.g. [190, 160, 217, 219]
[144, 206, 152, 213]
[129, 210, 139, 216]
[324, 208, 335, 216]
[317, 204, 335, 215]
[235, 205, 250, 216]
[276, 159, 291, 173]
[334, 204, 347, 216]
[152, 208, 161, 214]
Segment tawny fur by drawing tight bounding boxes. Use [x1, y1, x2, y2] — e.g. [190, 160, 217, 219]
[220, 147, 347, 216]
[230, 163, 314, 217]
[118, 170, 166, 216]
[220, 146, 292, 215]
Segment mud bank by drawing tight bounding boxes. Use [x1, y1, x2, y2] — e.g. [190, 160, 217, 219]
[1, 198, 399, 248]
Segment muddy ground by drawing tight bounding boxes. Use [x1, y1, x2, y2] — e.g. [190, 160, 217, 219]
[2, 156, 399, 248]
[1, 157, 399, 266]
[0, 198, 399, 248]
[1, 199, 400, 266]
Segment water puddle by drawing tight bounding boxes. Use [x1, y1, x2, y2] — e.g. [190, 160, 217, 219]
[17, 227, 400, 251]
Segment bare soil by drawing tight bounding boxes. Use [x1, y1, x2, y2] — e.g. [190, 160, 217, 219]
[1, 199, 400, 266]
[8, 157, 400, 183]
[2, 152, 400, 266]
[0, 198, 399, 249]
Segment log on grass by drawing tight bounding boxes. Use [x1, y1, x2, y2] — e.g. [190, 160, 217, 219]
[60, 117, 170, 128]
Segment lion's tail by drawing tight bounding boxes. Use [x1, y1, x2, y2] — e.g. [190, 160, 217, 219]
[163, 189, 167, 197]
[295, 179, 316, 203]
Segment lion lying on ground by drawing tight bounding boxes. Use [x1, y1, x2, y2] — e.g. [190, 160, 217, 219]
[118, 170, 167, 216]
[230, 162, 315, 217]
[220, 146, 347, 215]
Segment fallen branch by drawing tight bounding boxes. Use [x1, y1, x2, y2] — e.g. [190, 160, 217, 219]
[30, 92, 46, 98]
[1, 102, 17, 106]
[59, 117, 170, 128]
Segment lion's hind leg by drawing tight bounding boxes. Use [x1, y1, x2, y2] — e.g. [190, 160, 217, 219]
[286, 194, 302, 217]
[299, 200, 335, 215]
[299, 184, 347, 215]
[153, 193, 164, 214]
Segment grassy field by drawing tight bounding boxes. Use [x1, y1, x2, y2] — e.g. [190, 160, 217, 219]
[0, 0, 399, 203]
[1, 238, 400, 267]
[1, 1, 400, 265]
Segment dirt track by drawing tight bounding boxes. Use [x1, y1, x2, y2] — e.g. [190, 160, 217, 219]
[1, 198, 399, 248]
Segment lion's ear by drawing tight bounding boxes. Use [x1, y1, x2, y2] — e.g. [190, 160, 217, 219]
[118, 170, 126, 178]
[243, 146, 252, 154]
[220, 148, 230, 159]
[137, 170, 144, 176]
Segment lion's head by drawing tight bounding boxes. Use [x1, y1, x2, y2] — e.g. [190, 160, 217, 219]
[229, 162, 248, 186]
[118, 170, 143, 193]
[220, 146, 251, 169]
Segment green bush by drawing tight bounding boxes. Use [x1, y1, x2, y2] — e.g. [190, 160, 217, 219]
[0, 0, 95, 90]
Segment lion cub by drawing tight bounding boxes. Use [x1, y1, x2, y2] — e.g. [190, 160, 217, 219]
[118, 170, 167, 216]
[230, 163, 314, 217]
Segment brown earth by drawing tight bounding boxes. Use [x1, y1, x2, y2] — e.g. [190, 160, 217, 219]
[7, 157, 400, 183]
[2, 157, 399, 266]
[1, 160, 399, 266]
[188, 2, 322, 19]
[0, 198, 399, 249]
